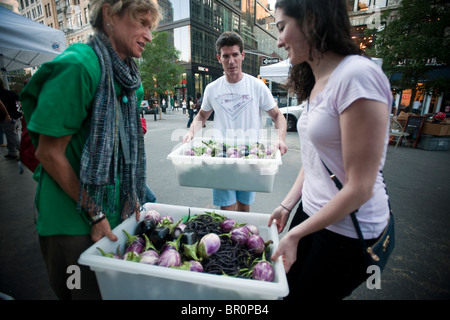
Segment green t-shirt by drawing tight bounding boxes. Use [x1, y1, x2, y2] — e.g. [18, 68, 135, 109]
[20, 43, 144, 236]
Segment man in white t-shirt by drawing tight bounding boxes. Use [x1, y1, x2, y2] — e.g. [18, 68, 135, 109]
[183, 31, 287, 212]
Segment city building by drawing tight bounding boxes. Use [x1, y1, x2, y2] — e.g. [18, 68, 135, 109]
[157, 0, 287, 106]
[18, 0, 92, 44]
[13, 0, 448, 112]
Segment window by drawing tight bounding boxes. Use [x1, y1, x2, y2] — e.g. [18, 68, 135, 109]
[255, 1, 276, 37]
[374, 0, 388, 8]
[358, 0, 370, 11]
[192, 27, 219, 66]
[174, 26, 191, 62]
[159, 0, 190, 24]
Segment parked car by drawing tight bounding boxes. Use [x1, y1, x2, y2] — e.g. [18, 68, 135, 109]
[278, 101, 306, 131]
[140, 100, 159, 115]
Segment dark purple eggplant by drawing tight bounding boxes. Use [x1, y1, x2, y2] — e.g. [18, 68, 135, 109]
[135, 218, 156, 238]
[180, 229, 199, 261]
[149, 226, 170, 250]
[180, 229, 198, 245]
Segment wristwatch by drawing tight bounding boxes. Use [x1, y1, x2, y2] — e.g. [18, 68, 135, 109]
[90, 211, 106, 225]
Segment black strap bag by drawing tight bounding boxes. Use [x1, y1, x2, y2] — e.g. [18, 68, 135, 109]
[321, 160, 395, 272]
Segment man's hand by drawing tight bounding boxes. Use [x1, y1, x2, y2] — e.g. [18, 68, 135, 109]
[91, 219, 118, 243]
[276, 140, 288, 156]
[182, 131, 194, 143]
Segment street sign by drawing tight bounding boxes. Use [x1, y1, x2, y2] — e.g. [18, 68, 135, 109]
[262, 57, 280, 65]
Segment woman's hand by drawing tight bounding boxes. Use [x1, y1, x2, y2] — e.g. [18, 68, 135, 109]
[270, 231, 299, 273]
[91, 219, 118, 243]
[268, 205, 291, 234]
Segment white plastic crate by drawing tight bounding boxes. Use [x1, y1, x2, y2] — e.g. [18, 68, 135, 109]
[167, 138, 282, 192]
[78, 203, 289, 300]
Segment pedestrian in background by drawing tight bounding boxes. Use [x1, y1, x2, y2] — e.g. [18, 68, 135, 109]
[182, 98, 186, 114]
[0, 126, 6, 147]
[20, 0, 161, 300]
[187, 96, 195, 127]
[0, 79, 21, 159]
[268, 0, 392, 300]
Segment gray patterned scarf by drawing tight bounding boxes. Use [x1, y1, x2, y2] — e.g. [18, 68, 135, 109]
[78, 32, 146, 221]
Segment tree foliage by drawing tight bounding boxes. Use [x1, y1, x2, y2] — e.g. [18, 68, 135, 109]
[367, 0, 450, 100]
[138, 31, 184, 115]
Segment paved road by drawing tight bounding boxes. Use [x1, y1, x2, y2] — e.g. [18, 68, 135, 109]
[1, 110, 449, 300]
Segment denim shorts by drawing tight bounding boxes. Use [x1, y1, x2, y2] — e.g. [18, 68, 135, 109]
[212, 189, 255, 207]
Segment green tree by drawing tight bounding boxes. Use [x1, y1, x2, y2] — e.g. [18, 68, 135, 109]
[138, 31, 184, 118]
[367, 0, 450, 107]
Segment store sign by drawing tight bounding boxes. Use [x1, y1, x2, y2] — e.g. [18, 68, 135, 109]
[198, 66, 209, 72]
[262, 58, 280, 65]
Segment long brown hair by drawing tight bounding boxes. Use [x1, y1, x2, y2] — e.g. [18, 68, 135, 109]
[275, 0, 363, 101]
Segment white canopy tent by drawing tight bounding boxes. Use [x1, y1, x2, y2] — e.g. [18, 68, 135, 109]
[260, 59, 297, 109]
[0, 6, 66, 88]
[259, 59, 290, 85]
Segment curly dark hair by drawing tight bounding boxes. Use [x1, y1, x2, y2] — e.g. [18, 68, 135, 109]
[275, 0, 364, 101]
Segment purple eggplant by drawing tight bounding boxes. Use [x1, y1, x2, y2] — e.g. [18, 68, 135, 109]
[173, 260, 204, 272]
[144, 209, 162, 224]
[246, 224, 259, 235]
[247, 234, 265, 254]
[161, 215, 174, 225]
[161, 239, 178, 253]
[198, 233, 221, 258]
[172, 223, 186, 240]
[139, 249, 159, 265]
[226, 147, 238, 158]
[122, 251, 140, 261]
[230, 226, 250, 246]
[252, 260, 275, 282]
[220, 219, 236, 233]
[184, 147, 195, 156]
[123, 230, 145, 255]
[187, 260, 203, 272]
[158, 248, 182, 267]
[237, 145, 250, 158]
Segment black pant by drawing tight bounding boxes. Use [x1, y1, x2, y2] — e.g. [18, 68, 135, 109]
[187, 109, 194, 127]
[284, 203, 377, 300]
[39, 235, 102, 300]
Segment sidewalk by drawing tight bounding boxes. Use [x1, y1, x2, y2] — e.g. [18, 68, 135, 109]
[0, 115, 449, 300]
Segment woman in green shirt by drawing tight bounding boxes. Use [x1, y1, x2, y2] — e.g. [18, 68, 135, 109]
[20, 0, 161, 300]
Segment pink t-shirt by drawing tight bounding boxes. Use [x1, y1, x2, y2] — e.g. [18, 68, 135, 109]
[298, 55, 392, 239]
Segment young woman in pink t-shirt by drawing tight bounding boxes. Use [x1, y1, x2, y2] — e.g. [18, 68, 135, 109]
[268, 0, 392, 300]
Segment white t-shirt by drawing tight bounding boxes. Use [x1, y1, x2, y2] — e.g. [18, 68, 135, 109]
[201, 73, 276, 141]
[298, 55, 392, 239]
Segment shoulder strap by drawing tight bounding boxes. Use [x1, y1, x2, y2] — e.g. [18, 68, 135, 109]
[319, 159, 368, 248]
[320, 158, 392, 247]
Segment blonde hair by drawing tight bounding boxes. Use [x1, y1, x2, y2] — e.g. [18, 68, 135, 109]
[90, 0, 162, 32]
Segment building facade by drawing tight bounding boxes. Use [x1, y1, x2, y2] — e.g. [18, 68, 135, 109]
[15, 0, 447, 112]
[18, 0, 93, 44]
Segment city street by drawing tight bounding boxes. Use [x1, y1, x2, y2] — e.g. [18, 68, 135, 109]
[0, 110, 449, 300]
